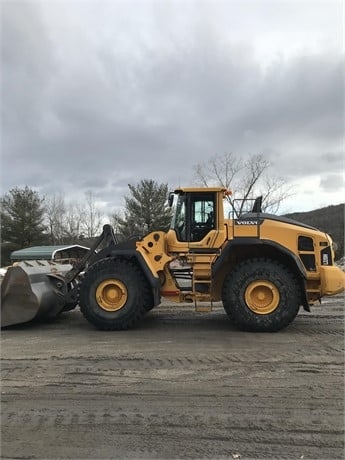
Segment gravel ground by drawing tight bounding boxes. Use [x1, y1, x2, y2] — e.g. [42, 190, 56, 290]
[1, 294, 344, 459]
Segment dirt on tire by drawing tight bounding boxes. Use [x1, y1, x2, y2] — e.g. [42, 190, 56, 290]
[1, 294, 344, 459]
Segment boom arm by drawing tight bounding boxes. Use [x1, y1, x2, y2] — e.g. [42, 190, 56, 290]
[64, 224, 118, 284]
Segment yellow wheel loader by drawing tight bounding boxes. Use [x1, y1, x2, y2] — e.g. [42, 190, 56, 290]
[1, 188, 344, 332]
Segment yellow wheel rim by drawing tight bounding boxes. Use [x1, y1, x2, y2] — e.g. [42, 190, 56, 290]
[96, 279, 128, 312]
[245, 280, 280, 315]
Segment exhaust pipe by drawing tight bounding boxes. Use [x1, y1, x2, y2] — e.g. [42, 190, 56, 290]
[1, 261, 72, 328]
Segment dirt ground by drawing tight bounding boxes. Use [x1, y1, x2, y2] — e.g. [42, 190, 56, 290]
[1, 295, 344, 460]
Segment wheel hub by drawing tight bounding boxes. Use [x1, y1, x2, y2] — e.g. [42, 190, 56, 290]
[245, 280, 280, 315]
[96, 279, 128, 312]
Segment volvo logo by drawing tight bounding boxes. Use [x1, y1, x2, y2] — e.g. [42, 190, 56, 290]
[235, 220, 258, 225]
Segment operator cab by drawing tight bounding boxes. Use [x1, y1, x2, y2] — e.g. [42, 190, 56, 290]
[170, 190, 216, 242]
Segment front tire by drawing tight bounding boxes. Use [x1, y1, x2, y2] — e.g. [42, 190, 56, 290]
[79, 258, 147, 330]
[222, 258, 301, 332]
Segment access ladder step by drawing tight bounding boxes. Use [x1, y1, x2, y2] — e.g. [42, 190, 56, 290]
[195, 303, 213, 313]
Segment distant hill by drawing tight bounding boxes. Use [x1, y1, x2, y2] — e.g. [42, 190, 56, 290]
[283, 203, 344, 260]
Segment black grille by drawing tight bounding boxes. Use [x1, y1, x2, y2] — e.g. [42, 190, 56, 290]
[300, 254, 316, 271]
[298, 236, 314, 251]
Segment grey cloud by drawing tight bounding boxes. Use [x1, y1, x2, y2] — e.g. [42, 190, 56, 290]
[2, 2, 57, 133]
[1, 0, 343, 213]
[319, 174, 345, 193]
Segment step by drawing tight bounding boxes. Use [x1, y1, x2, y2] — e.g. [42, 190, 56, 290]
[195, 303, 213, 313]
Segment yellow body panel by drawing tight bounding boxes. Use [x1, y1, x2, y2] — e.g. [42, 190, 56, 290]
[136, 189, 344, 308]
[320, 266, 345, 296]
[136, 231, 172, 275]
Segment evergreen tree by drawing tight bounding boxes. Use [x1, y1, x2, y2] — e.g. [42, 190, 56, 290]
[1, 186, 46, 249]
[114, 180, 173, 238]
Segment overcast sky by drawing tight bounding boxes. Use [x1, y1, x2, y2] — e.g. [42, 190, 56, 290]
[1, 0, 344, 216]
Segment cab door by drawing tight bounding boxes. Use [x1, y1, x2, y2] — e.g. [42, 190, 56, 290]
[166, 191, 225, 251]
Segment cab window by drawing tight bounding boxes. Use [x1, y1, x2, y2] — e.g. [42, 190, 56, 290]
[172, 193, 215, 242]
[191, 195, 215, 241]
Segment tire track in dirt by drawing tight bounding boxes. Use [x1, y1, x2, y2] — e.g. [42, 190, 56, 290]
[1, 295, 344, 459]
[2, 404, 343, 459]
[2, 342, 344, 390]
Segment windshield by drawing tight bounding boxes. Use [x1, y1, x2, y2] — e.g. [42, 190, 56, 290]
[171, 194, 186, 240]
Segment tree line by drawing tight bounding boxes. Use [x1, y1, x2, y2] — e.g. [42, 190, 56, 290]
[0, 180, 172, 266]
[0, 153, 304, 266]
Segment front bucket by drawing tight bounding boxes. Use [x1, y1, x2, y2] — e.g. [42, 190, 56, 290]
[1, 260, 72, 328]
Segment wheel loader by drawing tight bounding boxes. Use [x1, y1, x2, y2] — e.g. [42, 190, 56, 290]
[1, 187, 344, 332]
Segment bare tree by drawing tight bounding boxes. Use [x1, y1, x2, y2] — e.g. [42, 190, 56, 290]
[194, 152, 244, 190]
[44, 194, 66, 244]
[79, 191, 103, 238]
[44, 192, 103, 244]
[194, 152, 292, 216]
[110, 210, 125, 236]
[63, 202, 82, 242]
[258, 175, 291, 215]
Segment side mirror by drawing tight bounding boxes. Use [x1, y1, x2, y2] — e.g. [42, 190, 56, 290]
[168, 193, 175, 207]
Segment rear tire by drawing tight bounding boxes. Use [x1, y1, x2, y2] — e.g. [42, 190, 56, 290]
[79, 258, 147, 330]
[222, 258, 301, 332]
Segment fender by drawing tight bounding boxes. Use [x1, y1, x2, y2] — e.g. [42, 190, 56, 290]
[212, 237, 309, 309]
[89, 245, 161, 306]
[134, 251, 161, 305]
[213, 237, 307, 279]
